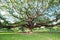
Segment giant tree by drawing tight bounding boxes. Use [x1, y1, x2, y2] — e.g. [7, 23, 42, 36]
[0, 0, 60, 32]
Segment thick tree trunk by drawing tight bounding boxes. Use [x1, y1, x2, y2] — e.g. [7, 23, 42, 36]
[28, 27, 33, 33]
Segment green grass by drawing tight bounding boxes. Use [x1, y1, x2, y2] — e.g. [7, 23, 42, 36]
[0, 33, 60, 40]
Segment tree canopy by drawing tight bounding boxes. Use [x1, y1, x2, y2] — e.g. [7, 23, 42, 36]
[0, 0, 60, 30]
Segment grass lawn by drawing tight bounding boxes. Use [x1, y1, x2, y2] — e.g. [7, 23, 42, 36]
[0, 32, 60, 40]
